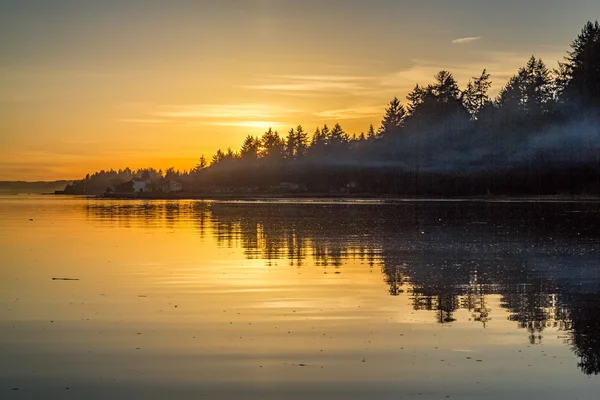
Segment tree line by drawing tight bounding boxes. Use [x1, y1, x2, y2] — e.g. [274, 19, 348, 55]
[65, 21, 600, 196]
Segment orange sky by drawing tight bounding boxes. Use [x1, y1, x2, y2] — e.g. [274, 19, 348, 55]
[1, 1, 597, 180]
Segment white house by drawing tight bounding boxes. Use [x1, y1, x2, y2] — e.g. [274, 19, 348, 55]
[132, 178, 149, 193]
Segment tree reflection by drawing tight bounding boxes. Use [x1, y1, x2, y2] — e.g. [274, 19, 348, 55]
[562, 292, 600, 375]
[84, 200, 600, 375]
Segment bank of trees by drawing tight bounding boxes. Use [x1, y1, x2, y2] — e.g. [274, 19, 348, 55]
[68, 21, 600, 196]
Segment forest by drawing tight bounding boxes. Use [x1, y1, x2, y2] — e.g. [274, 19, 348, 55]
[64, 21, 600, 197]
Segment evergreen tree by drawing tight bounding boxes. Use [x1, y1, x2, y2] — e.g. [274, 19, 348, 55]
[240, 135, 259, 160]
[524, 56, 553, 114]
[259, 128, 284, 159]
[194, 155, 207, 171]
[295, 125, 309, 158]
[224, 147, 237, 161]
[310, 127, 324, 148]
[321, 124, 331, 145]
[430, 70, 460, 102]
[366, 124, 377, 140]
[406, 84, 426, 114]
[463, 69, 492, 119]
[379, 97, 406, 136]
[496, 75, 524, 112]
[406, 71, 468, 126]
[562, 20, 600, 108]
[165, 167, 178, 180]
[329, 123, 349, 145]
[285, 127, 297, 160]
[496, 56, 553, 115]
[212, 149, 225, 165]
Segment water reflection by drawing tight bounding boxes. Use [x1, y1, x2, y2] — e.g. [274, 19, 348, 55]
[85, 200, 600, 376]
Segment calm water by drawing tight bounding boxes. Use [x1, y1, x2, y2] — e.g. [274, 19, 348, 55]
[1, 195, 600, 399]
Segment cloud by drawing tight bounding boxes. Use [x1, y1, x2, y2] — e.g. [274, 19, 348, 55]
[120, 104, 300, 130]
[156, 104, 298, 119]
[315, 106, 384, 120]
[451, 36, 483, 45]
[120, 118, 169, 124]
[205, 121, 285, 129]
[244, 74, 371, 95]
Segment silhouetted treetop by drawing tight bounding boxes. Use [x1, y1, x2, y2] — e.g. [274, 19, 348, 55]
[564, 20, 600, 108]
[380, 97, 406, 136]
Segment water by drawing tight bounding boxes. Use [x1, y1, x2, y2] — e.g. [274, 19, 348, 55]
[1, 195, 599, 399]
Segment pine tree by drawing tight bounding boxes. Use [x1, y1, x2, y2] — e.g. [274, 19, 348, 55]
[406, 84, 426, 114]
[563, 20, 600, 108]
[199, 155, 207, 169]
[310, 127, 323, 148]
[431, 70, 460, 102]
[295, 125, 309, 158]
[379, 97, 406, 136]
[463, 69, 492, 119]
[367, 124, 377, 140]
[285, 127, 297, 160]
[240, 135, 259, 160]
[496, 56, 553, 115]
[224, 147, 237, 161]
[260, 128, 284, 159]
[329, 123, 349, 145]
[321, 124, 331, 145]
[212, 149, 225, 165]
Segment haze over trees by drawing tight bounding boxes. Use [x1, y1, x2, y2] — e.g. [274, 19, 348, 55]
[65, 21, 600, 196]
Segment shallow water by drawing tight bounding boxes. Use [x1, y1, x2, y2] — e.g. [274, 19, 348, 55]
[1, 195, 600, 399]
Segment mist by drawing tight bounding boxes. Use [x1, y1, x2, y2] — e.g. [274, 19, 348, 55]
[63, 21, 600, 197]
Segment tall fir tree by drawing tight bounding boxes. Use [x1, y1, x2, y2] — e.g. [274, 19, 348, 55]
[379, 97, 406, 136]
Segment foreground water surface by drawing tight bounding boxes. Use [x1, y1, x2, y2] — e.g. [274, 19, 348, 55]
[1, 195, 600, 399]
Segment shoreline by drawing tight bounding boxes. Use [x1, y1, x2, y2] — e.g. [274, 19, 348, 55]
[65, 192, 600, 203]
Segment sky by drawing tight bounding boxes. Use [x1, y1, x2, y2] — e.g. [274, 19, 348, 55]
[1, 0, 598, 180]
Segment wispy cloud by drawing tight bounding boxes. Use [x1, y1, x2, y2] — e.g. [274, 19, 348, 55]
[121, 104, 298, 129]
[120, 118, 169, 124]
[315, 106, 384, 120]
[156, 104, 298, 119]
[452, 36, 483, 45]
[207, 121, 285, 128]
[245, 74, 371, 95]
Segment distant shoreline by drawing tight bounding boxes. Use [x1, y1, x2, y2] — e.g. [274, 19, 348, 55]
[56, 192, 600, 203]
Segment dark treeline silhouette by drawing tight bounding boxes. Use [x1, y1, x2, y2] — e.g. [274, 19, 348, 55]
[85, 199, 600, 375]
[66, 21, 600, 197]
